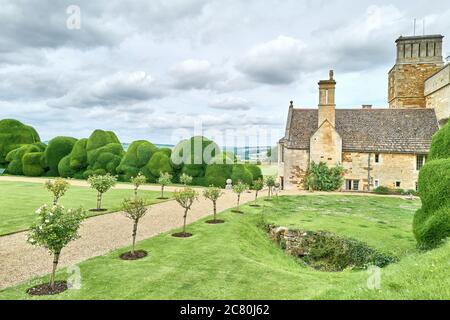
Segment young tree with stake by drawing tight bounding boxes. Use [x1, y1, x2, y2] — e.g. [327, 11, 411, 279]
[265, 176, 276, 199]
[158, 172, 172, 199]
[232, 181, 249, 213]
[28, 204, 85, 293]
[173, 187, 198, 237]
[122, 197, 148, 259]
[87, 174, 117, 211]
[179, 173, 193, 186]
[131, 172, 146, 197]
[250, 179, 264, 207]
[203, 186, 225, 223]
[45, 178, 70, 205]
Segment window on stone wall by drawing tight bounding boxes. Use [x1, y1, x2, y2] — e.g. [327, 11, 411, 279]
[374, 180, 379, 188]
[346, 180, 360, 191]
[353, 180, 360, 191]
[415, 182, 418, 192]
[396, 181, 401, 188]
[416, 155, 426, 171]
[375, 154, 380, 163]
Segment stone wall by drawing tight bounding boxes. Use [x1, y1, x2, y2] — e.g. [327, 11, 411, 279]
[309, 121, 342, 167]
[278, 147, 309, 190]
[425, 64, 450, 127]
[342, 152, 420, 191]
[389, 63, 441, 109]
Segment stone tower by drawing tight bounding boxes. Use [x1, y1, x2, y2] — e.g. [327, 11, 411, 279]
[388, 35, 444, 109]
[318, 70, 336, 126]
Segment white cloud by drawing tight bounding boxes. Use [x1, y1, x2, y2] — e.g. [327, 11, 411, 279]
[170, 59, 226, 90]
[209, 96, 251, 110]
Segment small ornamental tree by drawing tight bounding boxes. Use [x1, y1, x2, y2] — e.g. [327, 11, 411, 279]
[251, 179, 264, 207]
[45, 178, 70, 205]
[265, 176, 276, 198]
[173, 187, 198, 237]
[179, 173, 193, 186]
[122, 197, 148, 258]
[304, 162, 344, 191]
[158, 172, 172, 199]
[28, 204, 85, 293]
[131, 172, 147, 197]
[203, 186, 225, 223]
[232, 181, 249, 213]
[87, 173, 117, 211]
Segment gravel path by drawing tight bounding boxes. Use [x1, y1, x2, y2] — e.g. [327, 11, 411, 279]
[0, 175, 410, 290]
[0, 187, 265, 290]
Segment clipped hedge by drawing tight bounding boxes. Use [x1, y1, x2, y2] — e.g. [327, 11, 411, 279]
[116, 140, 158, 181]
[0, 119, 41, 165]
[245, 164, 263, 181]
[205, 164, 233, 187]
[428, 123, 450, 161]
[143, 151, 173, 179]
[44, 136, 77, 176]
[417, 159, 450, 214]
[22, 152, 46, 177]
[68, 138, 88, 171]
[6, 143, 46, 175]
[231, 164, 253, 185]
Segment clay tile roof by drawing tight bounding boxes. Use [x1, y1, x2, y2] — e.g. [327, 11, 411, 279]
[280, 108, 439, 154]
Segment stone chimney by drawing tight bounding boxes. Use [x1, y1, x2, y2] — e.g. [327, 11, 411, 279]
[318, 70, 336, 127]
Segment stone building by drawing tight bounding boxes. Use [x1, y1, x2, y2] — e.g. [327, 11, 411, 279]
[279, 34, 449, 191]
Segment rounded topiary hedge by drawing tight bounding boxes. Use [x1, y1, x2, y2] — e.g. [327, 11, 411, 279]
[205, 164, 232, 187]
[144, 151, 174, 178]
[116, 140, 158, 181]
[0, 119, 41, 165]
[428, 123, 450, 160]
[245, 164, 263, 181]
[22, 152, 46, 177]
[413, 123, 450, 249]
[44, 136, 77, 176]
[6, 143, 46, 176]
[68, 138, 88, 171]
[230, 164, 253, 185]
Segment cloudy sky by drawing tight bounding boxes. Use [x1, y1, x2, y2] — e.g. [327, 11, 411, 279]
[0, 0, 449, 146]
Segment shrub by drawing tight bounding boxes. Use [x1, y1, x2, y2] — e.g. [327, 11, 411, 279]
[179, 173, 193, 186]
[58, 155, 76, 178]
[22, 152, 46, 177]
[44, 136, 77, 176]
[28, 204, 85, 291]
[428, 122, 450, 160]
[304, 162, 344, 191]
[414, 207, 450, 250]
[145, 152, 173, 178]
[204, 164, 232, 188]
[373, 186, 390, 195]
[252, 179, 264, 203]
[45, 178, 70, 205]
[265, 175, 276, 198]
[116, 140, 158, 181]
[0, 119, 40, 165]
[245, 164, 263, 181]
[417, 159, 450, 213]
[232, 181, 249, 213]
[87, 174, 117, 211]
[6, 143, 45, 175]
[122, 197, 148, 256]
[158, 172, 172, 199]
[203, 186, 224, 222]
[173, 187, 198, 236]
[68, 138, 88, 171]
[158, 148, 172, 158]
[131, 173, 147, 197]
[231, 164, 253, 185]
[171, 136, 220, 177]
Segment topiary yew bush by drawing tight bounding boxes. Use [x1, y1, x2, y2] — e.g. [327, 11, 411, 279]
[413, 123, 450, 250]
[245, 164, 263, 181]
[143, 151, 174, 179]
[231, 164, 253, 185]
[6, 143, 46, 176]
[22, 152, 46, 176]
[205, 164, 232, 187]
[0, 119, 41, 166]
[44, 136, 78, 176]
[116, 140, 158, 181]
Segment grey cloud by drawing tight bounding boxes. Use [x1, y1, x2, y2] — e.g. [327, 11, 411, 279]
[209, 97, 251, 111]
[170, 59, 226, 90]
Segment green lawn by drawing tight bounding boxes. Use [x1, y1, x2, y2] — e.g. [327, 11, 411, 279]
[259, 164, 278, 177]
[1, 195, 449, 300]
[0, 181, 170, 236]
